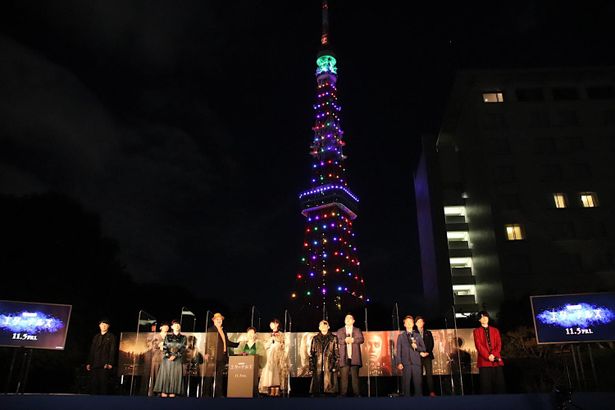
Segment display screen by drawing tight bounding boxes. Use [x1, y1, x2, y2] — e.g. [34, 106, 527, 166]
[0, 300, 72, 350]
[531, 293, 615, 344]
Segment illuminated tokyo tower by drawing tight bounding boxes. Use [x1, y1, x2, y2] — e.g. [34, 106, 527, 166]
[291, 1, 367, 320]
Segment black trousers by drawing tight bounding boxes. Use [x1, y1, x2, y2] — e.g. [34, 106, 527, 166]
[340, 360, 360, 396]
[90, 368, 110, 395]
[479, 366, 505, 394]
[421, 357, 434, 394]
[204, 362, 227, 397]
[214, 361, 226, 397]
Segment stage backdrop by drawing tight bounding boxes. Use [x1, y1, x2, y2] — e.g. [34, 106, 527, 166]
[118, 330, 478, 379]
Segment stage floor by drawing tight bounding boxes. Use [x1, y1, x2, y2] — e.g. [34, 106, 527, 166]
[1, 393, 614, 410]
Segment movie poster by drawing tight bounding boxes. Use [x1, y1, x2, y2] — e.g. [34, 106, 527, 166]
[118, 329, 477, 381]
[431, 329, 477, 375]
[359, 331, 395, 376]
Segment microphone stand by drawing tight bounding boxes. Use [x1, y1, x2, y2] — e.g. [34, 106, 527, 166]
[365, 307, 371, 398]
[444, 315, 455, 395]
[180, 307, 197, 396]
[250, 305, 262, 331]
[130, 310, 155, 397]
[284, 309, 292, 397]
[201, 310, 214, 398]
[452, 305, 464, 396]
[390, 302, 401, 397]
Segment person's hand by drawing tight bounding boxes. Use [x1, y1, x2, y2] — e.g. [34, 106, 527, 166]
[86, 364, 91, 371]
[104, 364, 113, 369]
[488, 354, 495, 362]
[411, 342, 417, 350]
[397, 363, 403, 371]
[420, 352, 429, 357]
[345, 337, 353, 344]
[169, 356, 175, 361]
[204, 354, 209, 361]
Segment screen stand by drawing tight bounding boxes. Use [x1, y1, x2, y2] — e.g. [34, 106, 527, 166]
[4, 347, 33, 394]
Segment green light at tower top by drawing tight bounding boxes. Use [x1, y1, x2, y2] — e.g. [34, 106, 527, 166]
[316, 54, 337, 75]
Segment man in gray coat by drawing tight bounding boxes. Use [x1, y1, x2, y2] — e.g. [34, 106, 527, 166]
[336, 314, 364, 397]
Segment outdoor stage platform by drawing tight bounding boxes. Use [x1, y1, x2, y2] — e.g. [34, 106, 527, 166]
[1, 393, 614, 410]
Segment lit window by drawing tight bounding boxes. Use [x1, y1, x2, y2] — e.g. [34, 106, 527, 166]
[453, 284, 476, 296]
[449, 257, 473, 268]
[447, 231, 470, 242]
[580, 192, 598, 208]
[505, 224, 524, 240]
[483, 92, 504, 103]
[443, 206, 466, 216]
[553, 193, 567, 208]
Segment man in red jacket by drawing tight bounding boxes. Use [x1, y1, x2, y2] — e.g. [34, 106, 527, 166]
[472, 311, 505, 394]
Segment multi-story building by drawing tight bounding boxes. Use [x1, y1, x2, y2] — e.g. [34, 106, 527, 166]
[415, 67, 615, 319]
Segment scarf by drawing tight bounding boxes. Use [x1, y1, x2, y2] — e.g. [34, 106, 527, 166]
[216, 326, 227, 352]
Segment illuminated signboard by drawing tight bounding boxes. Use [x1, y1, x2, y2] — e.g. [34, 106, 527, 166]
[530, 293, 615, 344]
[0, 300, 72, 350]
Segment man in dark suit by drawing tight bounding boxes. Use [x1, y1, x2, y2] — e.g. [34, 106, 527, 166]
[336, 313, 364, 397]
[415, 316, 436, 397]
[205, 312, 239, 397]
[86, 318, 116, 395]
[395, 315, 426, 397]
[473, 311, 505, 394]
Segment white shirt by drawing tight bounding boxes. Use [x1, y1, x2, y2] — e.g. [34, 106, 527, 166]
[345, 325, 353, 359]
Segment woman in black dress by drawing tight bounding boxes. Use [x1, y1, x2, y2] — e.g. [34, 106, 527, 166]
[153, 320, 187, 397]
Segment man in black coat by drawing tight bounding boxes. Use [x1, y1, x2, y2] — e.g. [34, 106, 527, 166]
[86, 318, 116, 395]
[204, 312, 239, 397]
[416, 316, 436, 396]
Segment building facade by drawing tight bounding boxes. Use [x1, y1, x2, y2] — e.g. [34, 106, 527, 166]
[416, 67, 615, 319]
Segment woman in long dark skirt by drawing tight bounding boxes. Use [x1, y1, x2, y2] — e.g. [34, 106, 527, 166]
[153, 320, 187, 397]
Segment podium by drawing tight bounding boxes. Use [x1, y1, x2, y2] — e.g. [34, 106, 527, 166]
[227, 355, 259, 398]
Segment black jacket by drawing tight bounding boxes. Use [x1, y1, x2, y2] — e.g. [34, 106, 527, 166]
[419, 329, 435, 360]
[87, 332, 116, 368]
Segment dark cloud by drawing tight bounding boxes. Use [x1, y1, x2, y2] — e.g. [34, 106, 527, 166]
[0, 33, 222, 284]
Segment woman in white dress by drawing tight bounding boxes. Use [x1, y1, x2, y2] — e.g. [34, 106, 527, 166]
[258, 319, 288, 396]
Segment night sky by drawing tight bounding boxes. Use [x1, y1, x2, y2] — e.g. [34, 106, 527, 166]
[1, 1, 614, 324]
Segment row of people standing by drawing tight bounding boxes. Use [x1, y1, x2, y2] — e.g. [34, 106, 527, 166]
[84, 314, 434, 397]
[309, 314, 364, 397]
[148, 312, 288, 398]
[86, 311, 503, 397]
[309, 313, 438, 398]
